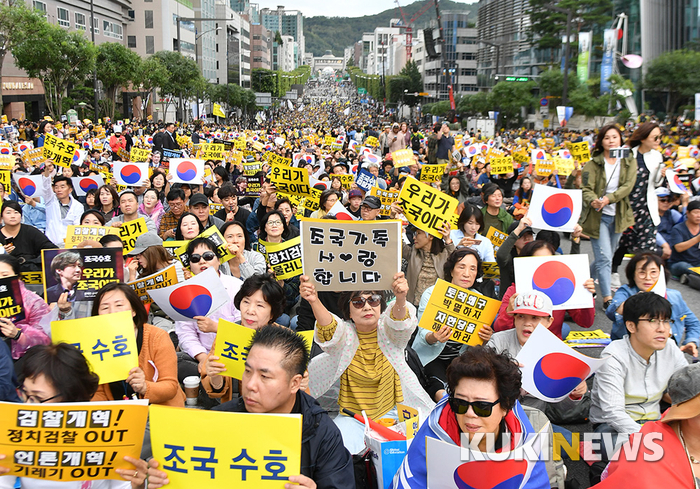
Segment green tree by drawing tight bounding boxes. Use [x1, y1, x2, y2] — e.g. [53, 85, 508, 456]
[133, 56, 169, 119]
[274, 31, 283, 46]
[457, 91, 490, 116]
[12, 20, 96, 118]
[643, 50, 700, 115]
[152, 51, 204, 118]
[251, 68, 278, 94]
[488, 80, 536, 126]
[96, 42, 141, 120]
[398, 60, 422, 105]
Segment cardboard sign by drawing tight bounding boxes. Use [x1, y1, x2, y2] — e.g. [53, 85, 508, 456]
[51, 311, 139, 384]
[398, 176, 458, 238]
[0, 276, 24, 321]
[370, 187, 399, 216]
[127, 264, 179, 304]
[175, 226, 233, 268]
[41, 248, 124, 304]
[418, 279, 501, 346]
[243, 162, 262, 176]
[527, 185, 582, 232]
[65, 225, 120, 247]
[392, 148, 415, 168]
[270, 165, 310, 196]
[569, 141, 591, 163]
[490, 156, 514, 175]
[514, 254, 593, 310]
[118, 217, 148, 254]
[214, 319, 254, 380]
[330, 173, 354, 190]
[258, 237, 303, 280]
[150, 405, 302, 489]
[300, 219, 401, 291]
[420, 164, 446, 183]
[0, 400, 148, 482]
[42, 134, 78, 168]
[130, 147, 151, 162]
[197, 143, 224, 160]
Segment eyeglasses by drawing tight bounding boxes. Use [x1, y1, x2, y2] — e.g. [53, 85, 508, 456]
[267, 220, 283, 227]
[635, 268, 660, 279]
[19, 386, 61, 404]
[350, 294, 382, 309]
[638, 318, 675, 327]
[189, 251, 217, 263]
[449, 397, 501, 417]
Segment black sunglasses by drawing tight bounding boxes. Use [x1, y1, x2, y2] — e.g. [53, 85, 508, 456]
[189, 251, 217, 264]
[350, 294, 382, 309]
[449, 396, 501, 417]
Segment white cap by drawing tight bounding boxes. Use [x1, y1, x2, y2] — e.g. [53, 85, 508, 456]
[114, 125, 123, 133]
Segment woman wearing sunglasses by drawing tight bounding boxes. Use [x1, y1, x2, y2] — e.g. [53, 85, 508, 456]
[174, 237, 242, 385]
[392, 345, 550, 489]
[0, 342, 148, 488]
[301, 272, 435, 454]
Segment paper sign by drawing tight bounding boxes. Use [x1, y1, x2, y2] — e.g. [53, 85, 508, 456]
[554, 157, 575, 176]
[118, 217, 148, 254]
[420, 164, 446, 183]
[71, 175, 105, 197]
[0, 276, 24, 321]
[51, 311, 139, 383]
[209, 203, 224, 216]
[270, 165, 311, 196]
[214, 319, 254, 380]
[517, 325, 606, 402]
[527, 185, 582, 232]
[398, 176, 459, 238]
[130, 147, 151, 162]
[20, 271, 43, 285]
[42, 134, 78, 168]
[490, 156, 514, 175]
[569, 142, 591, 163]
[418, 279, 501, 345]
[41, 248, 124, 304]
[392, 148, 415, 168]
[330, 173, 354, 190]
[150, 404, 302, 489]
[112, 162, 147, 187]
[127, 264, 179, 304]
[197, 143, 224, 160]
[65, 225, 120, 247]
[355, 169, 377, 192]
[0, 400, 148, 481]
[485, 226, 508, 252]
[22, 147, 45, 166]
[514, 254, 593, 310]
[300, 219, 401, 291]
[169, 158, 205, 185]
[370, 187, 399, 216]
[243, 162, 262, 175]
[161, 148, 183, 159]
[481, 262, 500, 280]
[12, 174, 45, 201]
[535, 158, 555, 177]
[301, 188, 321, 212]
[258, 237, 303, 280]
[147, 267, 230, 322]
[175, 226, 233, 268]
[365, 136, 379, 147]
[265, 153, 292, 167]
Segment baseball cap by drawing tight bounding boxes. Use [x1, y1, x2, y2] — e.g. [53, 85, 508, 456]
[661, 363, 700, 423]
[655, 187, 671, 198]
[361, 196, 381, 209]
[508, 290, 553, 317]
[189, 193, 209, 207]
[127, 232, 163, 256]
[349, 189, 363, 199]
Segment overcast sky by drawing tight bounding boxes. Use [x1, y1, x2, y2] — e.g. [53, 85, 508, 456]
[278, 1, 474, 19]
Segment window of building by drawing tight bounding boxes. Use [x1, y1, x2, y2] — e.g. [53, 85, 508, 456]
[145, 10, 153, 29]
[75, 12, 86, 30]
[103, 20, 110, 35]
[216, 60, 219, 69]
[32, 1, 46, 15]
[91, 17, 99, 34]
[461, 52, 476, 60]
[112, 23, 123, 40]
[127, 36, 136, 48]
[57, 7, 70, 27]
[146, 36, 155, 54]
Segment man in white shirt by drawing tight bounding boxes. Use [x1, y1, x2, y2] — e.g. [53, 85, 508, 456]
[42, 162, 84, 247]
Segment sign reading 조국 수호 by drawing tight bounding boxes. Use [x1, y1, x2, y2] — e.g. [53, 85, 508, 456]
[398, 176, 459, 238]
[118, 218, 148, 254]
[0, 276, 25, 321]
[150, 405, 302, 489]
[65, 225, 120, 247]
[127, 264, 179, 304]
[0, 400, 148, 482]
[490, 156, 514, 175]
[42, 134, 79, 168]
[299, 219, 401, 291]
[41, 248, 124, 304]
[418, 279, 501, 346]
[419, 164, 446, 183]
[370, 187, 399, 216]
[51, 311, 139, 384]
[269, 165, 310, 196]
[258, 237, 303, 280]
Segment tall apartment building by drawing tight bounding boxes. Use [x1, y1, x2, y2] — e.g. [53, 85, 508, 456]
[259, 5, 304, 68]
[214, 1, 251, 88]
[250, 22, 272, 70]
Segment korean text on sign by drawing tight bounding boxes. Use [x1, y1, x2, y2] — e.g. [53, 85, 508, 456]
[150, 405, 302, 489]
[489, 156, 514, 175]
[127, 264, 179, 304]
[129, 147, 151, 162]
[258, 237, 302, 280]
[420, 164, 446, 183]
[329, 173, 354, 190]
[51, 311, 138, 384]
[118, 218, 148, 254]
[42, 134, 78, 168]
[0, 276, 24, 321]
[299, 219, 400, 291]
[398, 176, 459, 238]
[214, 319, 254, 380]
[65, 225, 120, 247]
[370, 187, 399, 216]
[0, 400, 148, 482]
[568, 142, 590, 163]
[198, 143, 224, 160]
[392, 149, 415, 168]
[418, 279, 501, 346]
[269, 165, 310, 196]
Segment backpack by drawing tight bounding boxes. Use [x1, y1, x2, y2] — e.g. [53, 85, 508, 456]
[411, 133, 422, 152]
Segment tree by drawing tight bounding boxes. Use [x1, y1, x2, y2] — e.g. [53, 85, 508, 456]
[399, 60, 422, 105]
[458, 91, 490, 116]
[152, 51, 204, 118]
[133, 56, 168, 119]
[12, 20, 96, 118]
[643, 50, 700, 115]
[488, 81, 536, 126]
[96, 42, 141, 120]
[251, 68, 277, 94]
[274, 31, 283, 46]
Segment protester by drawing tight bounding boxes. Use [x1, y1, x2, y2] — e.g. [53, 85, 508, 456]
[139, 188, 165, 230]
[42, 164, 84, 246]
[450, 203, 494, 262]
[220, 221, 266, 279]
[174, 212, 204, 241]
[668, 200, 700, 281]
[107, 191, 157, 233]
[159, 189, 188, 240]
[0, 201, 57, 272]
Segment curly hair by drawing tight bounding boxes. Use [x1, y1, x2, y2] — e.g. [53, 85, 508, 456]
[443, 248, 482, 283]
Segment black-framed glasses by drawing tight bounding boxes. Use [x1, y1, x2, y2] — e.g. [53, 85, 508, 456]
[350, 294, 382, 309]
[449, 396, 501, 417]
[19, 387, 61, 404]
[638, 318, 675, 327]
[190, 251, 217, 264]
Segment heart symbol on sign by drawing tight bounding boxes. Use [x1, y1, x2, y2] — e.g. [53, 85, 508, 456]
[339, 253, 352, 262]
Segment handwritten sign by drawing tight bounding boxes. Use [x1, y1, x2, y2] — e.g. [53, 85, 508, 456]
[398, 176, 458, 238]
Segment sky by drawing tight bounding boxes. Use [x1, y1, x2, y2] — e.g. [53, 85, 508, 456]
[277, 0, 474, 19]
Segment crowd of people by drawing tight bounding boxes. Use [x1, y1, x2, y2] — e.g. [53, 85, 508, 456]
[2, 80, 700, 489]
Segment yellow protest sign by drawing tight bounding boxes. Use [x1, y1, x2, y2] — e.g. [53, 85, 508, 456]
[481, 262, 500, 279]
[535, 158, 555, 177]
[324, 134, 335, 146]
[234, 138, 246, 150]
[213, 103, 226, 118]
[65, 225, 120, 247]
[302, 188, 321, 212]
[0, 400, 148, 482]
[490, 156, 514, 175]
[130, 147, 151, 162]
[20, 271, 43, 285]
[392, 148, 415, 168]
[117, 218, 148, 254]
[150, 404, 302, 489]
[265, 153, 292, 166]
[51, 311, 139, 384]
[127, 264, 179, 304]
[0, 169, 9, 194]
[214, 319, 254, 379]
[398, 176, 458, 238]
[418, 279, 501, 345]
[270, 165, 310, 196]
[569, 142, 591, 163]
[485, 226, 508, 252]
[554, 157, 575, 176]
[209, 203, 224, 216]
[175, 226, 233, 268]
[512, 150, 529, 167]
[42, 134, 78, 168]
[329, 173, 354, 189]
[564, 329, 610, 341]
[258, 237, 302, 280]
[419, 164, 446, 183]
[198, 143, 225, 160]
[365, 136, 379, 147]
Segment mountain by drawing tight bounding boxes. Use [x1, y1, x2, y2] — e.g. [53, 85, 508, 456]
[304, 0, 477, 58]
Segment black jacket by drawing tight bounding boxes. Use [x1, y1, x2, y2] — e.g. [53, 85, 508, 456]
[162, 130, 180, 151]
[215, 392, 354, 489]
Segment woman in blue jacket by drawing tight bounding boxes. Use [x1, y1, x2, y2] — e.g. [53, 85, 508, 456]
[606, 252, 700, 357]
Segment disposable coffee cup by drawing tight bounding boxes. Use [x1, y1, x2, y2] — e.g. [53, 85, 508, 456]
[183, 376, 200, 406]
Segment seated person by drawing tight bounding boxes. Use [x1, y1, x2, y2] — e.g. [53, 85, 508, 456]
[655, 187, 685, 260]
[607, 252, 699, 356]
[667, 199, 700, 280]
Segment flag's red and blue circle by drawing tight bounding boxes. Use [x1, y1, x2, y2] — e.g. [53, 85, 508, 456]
[176, 161, 198, 181]
[79, 178, 100, 193]
[169, 285, 213, 318]
[17, 177, 36, 197]
[119, 164, 142, 185]
[542, 193, 574, 228]
[532, 261, 576, 305]
[533, 352, 591, 399]
[453, 459, 527, 489]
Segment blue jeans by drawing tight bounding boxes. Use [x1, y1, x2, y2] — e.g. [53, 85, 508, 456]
[670, 261, 698, 278]
[590, 214, 621, 298]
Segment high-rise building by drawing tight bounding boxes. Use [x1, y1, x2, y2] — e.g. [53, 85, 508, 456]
[250, 22, 272, 70]
[191, 0, 217, 82]
[259, 6, 304, 68]
[214, 1, 251, 88]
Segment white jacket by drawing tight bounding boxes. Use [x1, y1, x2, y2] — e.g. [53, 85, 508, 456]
[631, 147, 663, 226]
[42, 176, 84, 247]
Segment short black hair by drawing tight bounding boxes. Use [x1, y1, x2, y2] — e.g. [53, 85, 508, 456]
[535, 230, 561, 252]
[99, 234, 123, 247]
[623, 292, 672, 328]
[519, 240, 556, 257]
[481, 182, 501, 202]
[166, 188, 186, 202]
[52, 175, 73, 188]
[443, 248, 483, 282]
[220, 221, 251, 251]
[625, 252, 666, 287]
[259, 210, 290, 241]
[120, 190, 138, 202]
[248, 325, 309, 378]
[20, 343, 100, 402]
[456, 203, 484, 234]
[0, 254, 21, 276]
[91, 282, 149, 330]
[218, 182, 237, 200]
[186, 236, 218, 258]
[80, 209, 106, 225]
[234, 273, 285, 322]
[446, 345, 521, 413]
[1, 200, 22, 216]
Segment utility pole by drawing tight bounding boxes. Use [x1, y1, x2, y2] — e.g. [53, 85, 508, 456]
[90, 0, 99, 120]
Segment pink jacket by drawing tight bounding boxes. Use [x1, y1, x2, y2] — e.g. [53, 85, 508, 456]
[12, 282, 51, 359]
[139, 200, 165, 230]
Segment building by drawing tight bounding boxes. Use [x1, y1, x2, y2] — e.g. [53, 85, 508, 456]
[312, 50, 345, 75]
[191, 0, 217, 83]
[127, 0, 194, 59]
[250, 22, 272, 70]
[259, 5, 304, 68]
[273, 34, 296, 72]
[214, 1, 251, 88]
[360, 24, 403, 76]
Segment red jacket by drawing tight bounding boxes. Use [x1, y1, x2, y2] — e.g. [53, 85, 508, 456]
[109, 134, 126, 153]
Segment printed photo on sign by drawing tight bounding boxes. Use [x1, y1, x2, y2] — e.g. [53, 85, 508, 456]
[169, 159, 205, 185]
[527, 185, 582, 232]
[514, 254, 593, 311]
[398, 176, 459, 238]
[41, 248, 124, 304]
[299, 219, 401, 291]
